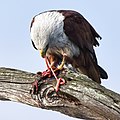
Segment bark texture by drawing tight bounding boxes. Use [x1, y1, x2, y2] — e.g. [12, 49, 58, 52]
[0, 67, 120, 120]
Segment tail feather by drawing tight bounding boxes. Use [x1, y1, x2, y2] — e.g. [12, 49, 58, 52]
[98, 65, 108, 79]
[72, 53, 101, 83]
[72, 52, 108, 84]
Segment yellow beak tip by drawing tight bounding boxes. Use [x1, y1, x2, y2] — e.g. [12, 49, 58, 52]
[40, 50, 46, 58]
[40, 50, 43, 56]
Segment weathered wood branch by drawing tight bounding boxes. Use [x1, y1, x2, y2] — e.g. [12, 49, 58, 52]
[0, 67, 120, 120]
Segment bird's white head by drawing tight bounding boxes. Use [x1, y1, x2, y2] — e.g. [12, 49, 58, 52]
[30, 11, 65, 57]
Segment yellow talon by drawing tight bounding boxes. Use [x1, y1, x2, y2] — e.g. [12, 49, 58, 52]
[57, 54, 66, 70]
[57, 61, 65, 70]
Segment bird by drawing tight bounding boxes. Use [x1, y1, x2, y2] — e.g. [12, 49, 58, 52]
[30, 10, 108, 91]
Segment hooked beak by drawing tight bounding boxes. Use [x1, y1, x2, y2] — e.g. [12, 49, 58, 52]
[40, 45, 49, 58]
[40, 49, 45, 58]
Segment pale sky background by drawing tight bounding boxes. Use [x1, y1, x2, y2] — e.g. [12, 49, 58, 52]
[0, 0, 120, 120]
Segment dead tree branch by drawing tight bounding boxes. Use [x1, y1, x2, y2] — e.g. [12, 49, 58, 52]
[0, 67, 120, 120]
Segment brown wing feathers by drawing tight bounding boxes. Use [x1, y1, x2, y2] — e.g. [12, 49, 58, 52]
[60, 10, 107, 83]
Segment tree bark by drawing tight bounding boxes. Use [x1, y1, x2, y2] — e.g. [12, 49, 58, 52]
[0, 67, 120, 120]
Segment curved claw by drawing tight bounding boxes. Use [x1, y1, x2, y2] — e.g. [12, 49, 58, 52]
[57, 53, 67, 70]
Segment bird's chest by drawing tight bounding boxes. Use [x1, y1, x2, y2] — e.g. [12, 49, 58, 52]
[47, 35, 80, 58]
